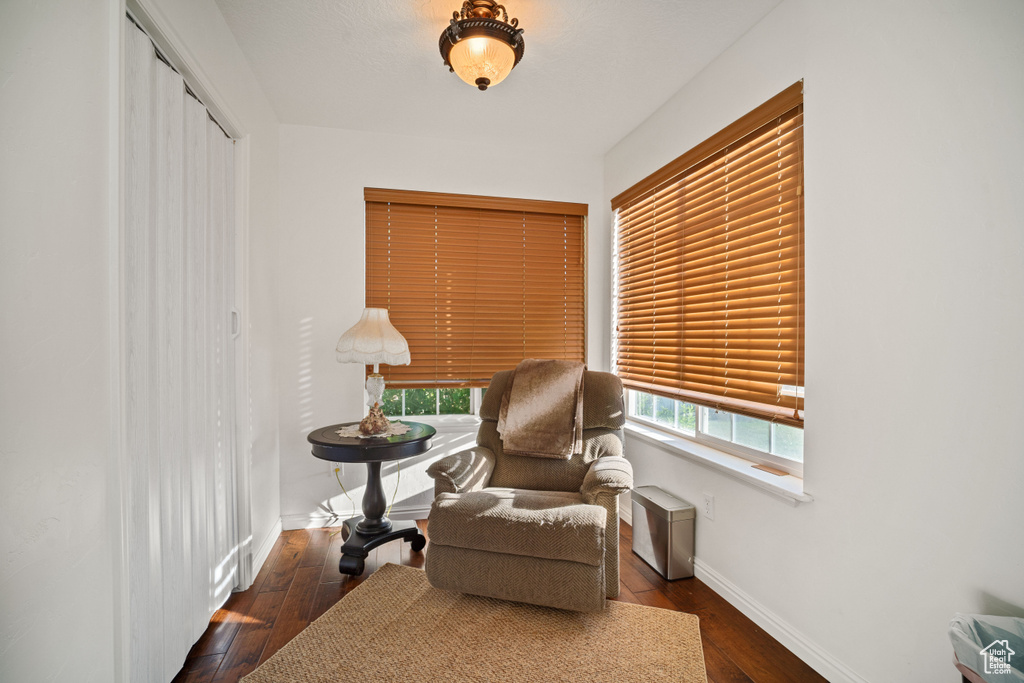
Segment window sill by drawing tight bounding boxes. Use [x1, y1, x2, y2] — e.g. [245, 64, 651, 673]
[391, 415, 480, 433]
[624, 420, 813, 506]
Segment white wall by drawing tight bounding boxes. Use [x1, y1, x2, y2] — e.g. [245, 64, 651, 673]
[0, 0, 117, 680]
[1, 0, 282, 679]
[605, 1, 1024, 682]
[276, 124, 607, 529]
[142, 0, 283, 570]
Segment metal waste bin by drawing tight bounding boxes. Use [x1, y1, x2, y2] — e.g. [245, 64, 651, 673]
[631, 485, 695, 580]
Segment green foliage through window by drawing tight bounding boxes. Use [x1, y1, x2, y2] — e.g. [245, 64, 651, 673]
[381, 389, 403, 417]
[381, 388, 473, 417]
[404, 388, 436, 415]
[439, 388, 471, 414]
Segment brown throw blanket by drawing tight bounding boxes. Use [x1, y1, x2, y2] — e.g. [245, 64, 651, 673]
[496, 359, 585, 459]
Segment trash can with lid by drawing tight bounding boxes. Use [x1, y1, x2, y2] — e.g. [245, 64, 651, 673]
[631, 485, 695, 580]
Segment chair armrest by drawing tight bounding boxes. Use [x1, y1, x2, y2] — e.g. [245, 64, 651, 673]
[426, 446, 495, 495]
[580, 456, 634, 504]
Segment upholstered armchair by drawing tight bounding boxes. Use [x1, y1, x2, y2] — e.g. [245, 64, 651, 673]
[424, 369, 633, 612]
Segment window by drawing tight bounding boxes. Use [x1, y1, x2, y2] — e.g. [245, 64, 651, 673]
[365, 188, 587, 389]
[627, 389, 803, 474]
[612, 83, 804, 472]
[380, 387, 486, 417]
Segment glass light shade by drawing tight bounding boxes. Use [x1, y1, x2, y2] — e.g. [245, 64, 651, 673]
[448, 36, 516, 88]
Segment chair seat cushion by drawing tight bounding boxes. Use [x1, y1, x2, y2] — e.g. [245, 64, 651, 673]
[428, 488, 607, 567]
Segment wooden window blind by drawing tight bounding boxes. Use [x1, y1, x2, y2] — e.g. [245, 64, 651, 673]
[612, 83, 804, 427]
[365, 188, 587, 388]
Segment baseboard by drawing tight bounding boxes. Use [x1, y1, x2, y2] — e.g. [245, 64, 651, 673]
[281, 505, 433, 531]
[249, 517, 283, 588]
[693, 558, 869, 683]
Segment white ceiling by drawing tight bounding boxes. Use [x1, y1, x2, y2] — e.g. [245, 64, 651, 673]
[214, 0, 780, 157]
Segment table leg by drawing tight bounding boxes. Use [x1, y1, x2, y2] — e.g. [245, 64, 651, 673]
[337, 461, 427, 576]
[356, 461, 392, 534]
[337, 518, 426, 575]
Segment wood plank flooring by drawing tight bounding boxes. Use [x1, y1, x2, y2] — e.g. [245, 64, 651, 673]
[172, 521, 826, 683]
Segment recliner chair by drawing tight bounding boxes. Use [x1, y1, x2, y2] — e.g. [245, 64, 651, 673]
[424, 369, 633, 612]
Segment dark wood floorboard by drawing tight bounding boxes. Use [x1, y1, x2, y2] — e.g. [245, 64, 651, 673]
[636, 584, 680, 611]
[612, 581, 643, 605]
[260, 529, 310, 592]
[210, 589, 287, 682]
[258, 565, 321, 664]
[173, 520, 825, 682]
[319, 528, 349, 584]
[184, 533, 286, 660]
[298, 528, 331, 568]
[703, 637, 756, 683]
[170, 653, 223, 683]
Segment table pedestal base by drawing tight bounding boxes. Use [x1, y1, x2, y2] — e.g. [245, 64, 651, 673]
[337, 516, 426, 575]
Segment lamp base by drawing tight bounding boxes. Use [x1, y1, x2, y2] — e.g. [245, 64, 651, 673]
[365, 372, 385, 409]
[359, 403, 390, 435]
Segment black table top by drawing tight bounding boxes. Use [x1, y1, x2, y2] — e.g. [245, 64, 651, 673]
[307, 421, 436, 463]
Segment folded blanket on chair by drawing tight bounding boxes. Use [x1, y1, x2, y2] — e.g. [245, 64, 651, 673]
[496, 359, 585, 459]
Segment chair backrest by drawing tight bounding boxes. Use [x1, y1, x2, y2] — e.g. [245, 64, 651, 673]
[478, 369, 625, 492]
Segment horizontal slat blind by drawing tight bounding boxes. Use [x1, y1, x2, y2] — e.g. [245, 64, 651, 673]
[366, 190, 586, 388]
[613, 84, 804, 426]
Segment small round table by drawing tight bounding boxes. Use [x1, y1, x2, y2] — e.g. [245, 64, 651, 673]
[308, 421, 435, 575]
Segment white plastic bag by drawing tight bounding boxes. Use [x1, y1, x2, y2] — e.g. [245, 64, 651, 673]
[949, 613, 1024, 683]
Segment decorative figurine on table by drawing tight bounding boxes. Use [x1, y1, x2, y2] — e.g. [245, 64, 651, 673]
[335, 308, 411, 436]
[359, 403, 391, 435]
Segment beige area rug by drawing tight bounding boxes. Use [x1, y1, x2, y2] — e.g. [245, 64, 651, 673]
[242, 563, 707, 683]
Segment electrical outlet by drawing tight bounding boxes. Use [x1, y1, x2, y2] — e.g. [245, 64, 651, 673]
[702, 492, 715, 520]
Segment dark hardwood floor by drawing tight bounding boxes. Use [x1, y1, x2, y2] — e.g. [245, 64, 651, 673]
[172, 521, 826, 683]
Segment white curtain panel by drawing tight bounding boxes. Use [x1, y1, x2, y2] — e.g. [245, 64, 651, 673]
[124, 19, 238, 682]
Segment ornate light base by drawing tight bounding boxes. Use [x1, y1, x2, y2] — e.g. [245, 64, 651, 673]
[359, 371, 390, 435]
[365, 372, 385, 408]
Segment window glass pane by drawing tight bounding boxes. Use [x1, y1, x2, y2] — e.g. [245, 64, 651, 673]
[634, 391, 653, 419]
[676, 402, 696, 434]
[704, 408, 732, 440]
[654, 396, 675, 427]
[403, 388, 437, 416]
[734, 414, 770, 452]
[381, 389, 403, 417]
[772, 423, 805, 462]
[439, 388, 471, 414]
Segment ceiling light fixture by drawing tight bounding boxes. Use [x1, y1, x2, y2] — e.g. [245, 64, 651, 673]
[439, 1, 525, 91]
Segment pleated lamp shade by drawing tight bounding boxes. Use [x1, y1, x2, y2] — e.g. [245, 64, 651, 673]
[335, 308, 411, 366]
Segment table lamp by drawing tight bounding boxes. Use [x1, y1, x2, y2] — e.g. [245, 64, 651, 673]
[336, 308, 411, 434]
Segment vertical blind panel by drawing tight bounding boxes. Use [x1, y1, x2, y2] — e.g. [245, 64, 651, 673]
[614, 94, 804, 426]
[182, 93, 210, 645]
[152, 52, 190, 679]
[366, 196, 586, 388]
[124, 18, 238, 683]
[124, 24, 160, 683]
[208, 117, 237, 620]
